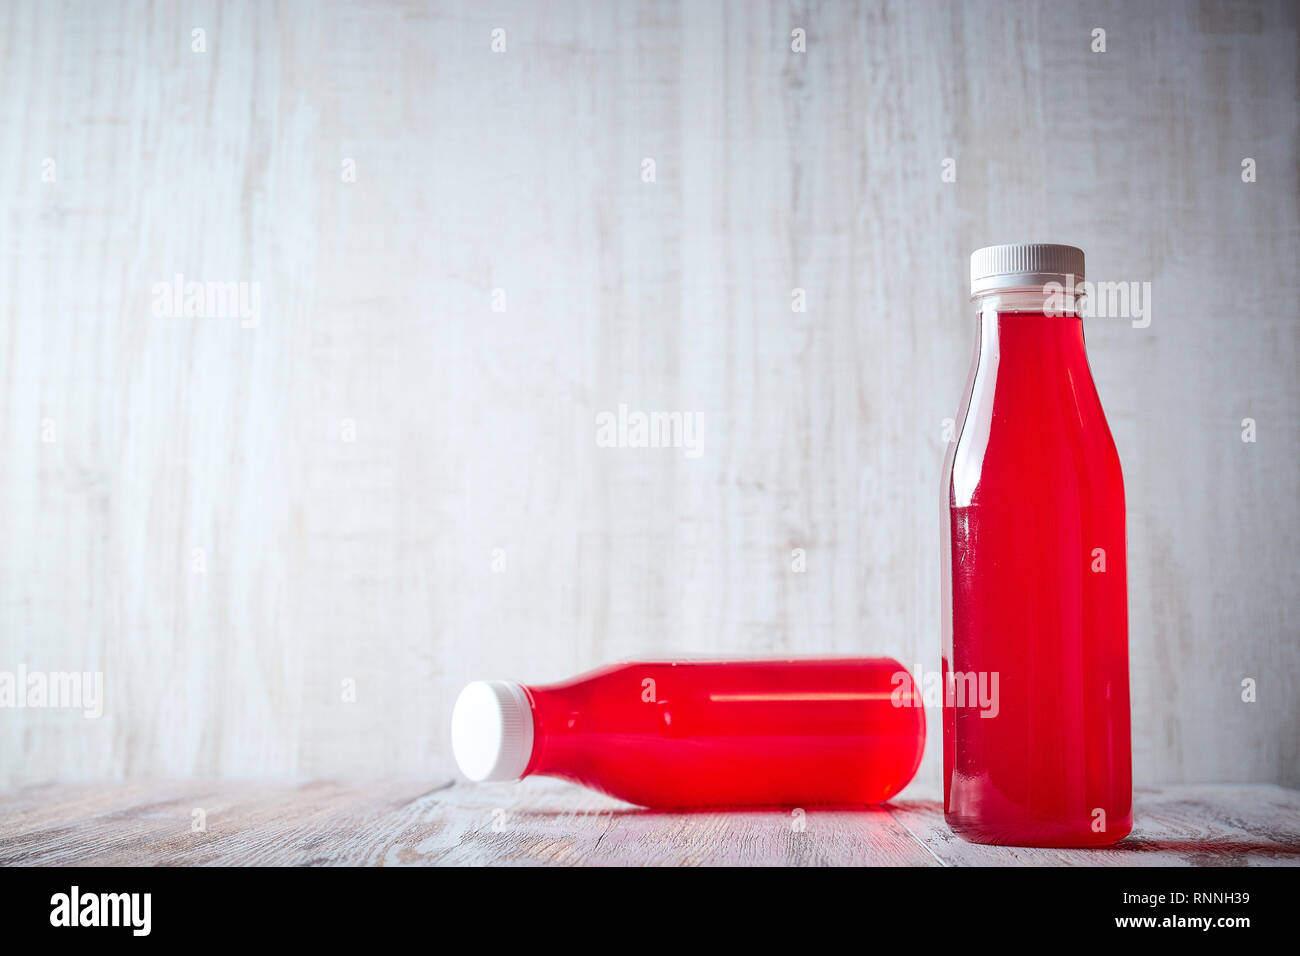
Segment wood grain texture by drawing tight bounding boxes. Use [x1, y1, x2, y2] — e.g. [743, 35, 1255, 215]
[889, 785, 1300, 867]
[2, 780, 1297, 866]
[0, 0, 1296, 794]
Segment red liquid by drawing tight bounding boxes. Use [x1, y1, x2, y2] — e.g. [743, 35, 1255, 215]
[942, 309, 1132, 846]
[522, 658, 925, 809]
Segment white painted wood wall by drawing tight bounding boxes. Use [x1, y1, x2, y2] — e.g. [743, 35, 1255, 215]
[1, 0, 1296, 796]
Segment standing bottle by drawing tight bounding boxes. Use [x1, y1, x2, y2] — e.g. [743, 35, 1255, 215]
[451, 658, 925, 809]
[941, 244, 1132, 846]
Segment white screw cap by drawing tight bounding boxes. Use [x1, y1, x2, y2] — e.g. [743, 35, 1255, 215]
[451, 680, 534, 782]
[970, 243, 1085, 298]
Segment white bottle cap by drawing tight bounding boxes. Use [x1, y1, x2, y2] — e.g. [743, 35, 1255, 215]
[970, 243, 1085, 298]
[451, 680, 535, 782]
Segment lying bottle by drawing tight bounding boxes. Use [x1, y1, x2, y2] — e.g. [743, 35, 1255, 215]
[451, 658, 925, 809]
[941, 243, 1132, 846]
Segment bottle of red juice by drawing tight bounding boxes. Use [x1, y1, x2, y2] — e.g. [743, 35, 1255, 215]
[452, 658, 925, 809]
[941, 243, 1132, 847]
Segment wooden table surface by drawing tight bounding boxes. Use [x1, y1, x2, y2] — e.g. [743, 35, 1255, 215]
[2, 780, 1297, 867]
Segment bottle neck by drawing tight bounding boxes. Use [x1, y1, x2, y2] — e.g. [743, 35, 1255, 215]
[521, 684, 581, 778]
[971, 290, 1091, 372]
[973, 288, 1081, 315]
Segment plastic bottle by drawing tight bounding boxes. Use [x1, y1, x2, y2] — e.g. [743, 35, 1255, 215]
[451, 658, 925, 809]
[941, 243, 1132, 846]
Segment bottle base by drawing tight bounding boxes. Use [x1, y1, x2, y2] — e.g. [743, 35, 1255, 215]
[946, 815, 1133, 849]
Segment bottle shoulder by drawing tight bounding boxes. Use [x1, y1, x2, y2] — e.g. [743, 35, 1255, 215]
[946, 395, 1124, 506]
